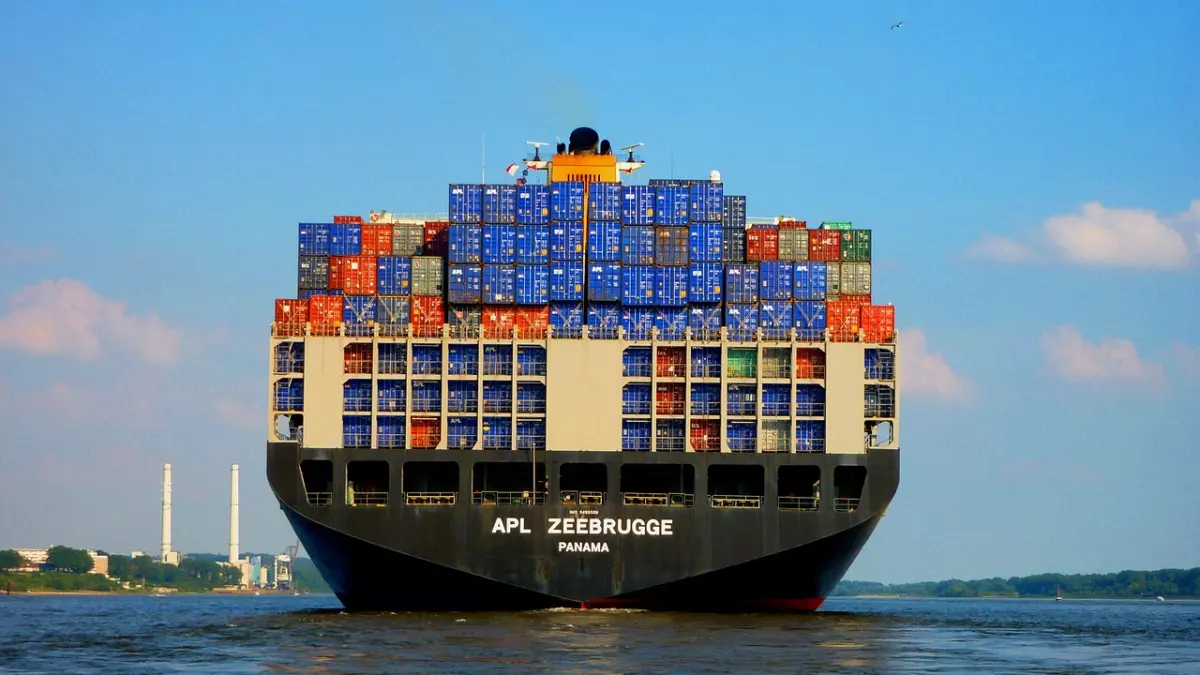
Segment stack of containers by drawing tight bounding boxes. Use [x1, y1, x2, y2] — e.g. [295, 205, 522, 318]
[651, 180, 694, 340]
[515, 183, 551, 337]
[551, 181, 586, 335]
[616, 184, 655, 338]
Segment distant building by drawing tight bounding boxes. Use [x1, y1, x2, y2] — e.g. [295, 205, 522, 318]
[10, 548, 107, 575]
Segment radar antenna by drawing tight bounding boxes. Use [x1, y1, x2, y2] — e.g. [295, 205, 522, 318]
[616, 142, 646, 174]
[523, 141, 551, 172]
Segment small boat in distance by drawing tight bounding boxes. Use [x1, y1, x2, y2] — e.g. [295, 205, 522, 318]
[1055, 584, 1063, 601]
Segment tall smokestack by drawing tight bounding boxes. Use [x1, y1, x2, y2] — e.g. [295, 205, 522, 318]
[161, 463, 172, 563]
[229, 464, 239, 564]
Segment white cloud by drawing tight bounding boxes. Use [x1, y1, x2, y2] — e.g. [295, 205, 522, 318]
[0, 278, 182, 366]
[899, 328, 973, 401]
[1039, 325, 1165, 388]
[966, 235, 1038, 263]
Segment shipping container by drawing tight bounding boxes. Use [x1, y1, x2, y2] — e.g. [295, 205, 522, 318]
[299, 289, 341, 300]
[517, 380, 547, 412]
[623, 382, 651, 414]
[330, 224, 362, 257]
[482, 224, 516, 264]
[360, 223, 394, 256]
[377, 381, 406, 413]
[722, 195, 747, 229]
[411, 344, 441, 375]
[586, 302, 621, 335]
[514, 225, 549, 264]
[621, 307, 655, 339]
[482, 264, 516, 304]
[622, 419, 651, 451]
[482, 417, 512, 450]
[796, 420, 825, 452]
[656, 419, 686, 451]
[344, 342, 372, 373]
[621, 226, 656, 265]
[728, 348, 758, 379]
[795, 385, 826, 417]
[343, 380, 372, 412]
[654, 185, 689, 226]
[778, 228, 809, 262]
[727, 420, 756, 452]
[274, 299, 308, 337]
[448, 264, 483, 304]
[864, 348, 896, 380]
[298, 255, 330, 290]
[808, 230, 841, 261]
[621, 265, 655, 306]
[587, 262, 621, 302]
[333, 215, 362, 225]
[724, 303, 759, 339]
[549, 301, 584, 334]
[376, 297, 410, 331]
[515, 184, 550, 225]
[449, 184, 483, 223]
[412, 296, 445, 334]
[688, 181, 723, 222]
[517, 345, 546, 377]
[840, 229, 872, 262]
[747, 226, 779, 261]
[514, 264, 549, 305]
[587, 221, 621, 262]
[796, 348, 826, 379]
[411, 257, 445, 296]
[724, 264, 759, 304]
[861, 304, 896, 343]
[376, 415, 405, 448]
[376, 256, 412, 296]
[328, 256, 344, 291]
[377, 343, 406, 375]
[446, 303, 482, 332]
[447, 417, 477, 449]
[448, 345, 479, 377]
[654, 266, 689, 307]
[794, 300, 827, 334]
[621, 185, 656, 225]
[515, 306, 550, 338]
[423, 220, 449, 257]
[655, 306, 688, 340]
[688, 222, 723, 263]
[273, 378, 303, 412]
[550, 181, 585, 221]
[825, 262, 841, 297]
[483, 344, 512, 375]
[298, 223, 332, 256]
[759, 261, 794, 300]
[726, 383, 756, 413]
[482, 184, 517, 224]
[549, 221, 584, 261]
[342, 256, 378, 295]
[588, 183, 622, 221]
[482, 306, 516, 339]
[482, 380, 511, 413]
[688, 303, 722, 336]
[656, 346, 686, 377]
[688, 262, 723, 303]
[839, 262, 872, 297]
[841, 293, 872, 306]
[820, 221, 853, 230]
[309, 295, 343, 335]
[762, 383, 790, 417]
[690, 419, 720, 451]
[778, 219, 807, 229]
[656, 381, 685, 414]
[827, 300, 861, 341]
[655, 227, 689, 266]
[622, 346, 652, 377]
[759, 300, 794, 336]
[448, 224, 483, 263]
[343, 295, 376, 326]
[721, 227, 746, 262]
[549, 261, 584, 301]
[343, 415, 371, 448]
[690, 379, 720, 411]
[793, 262, 828, 301]
[411, 417, 440, 449]
[391, 223, 424, 256]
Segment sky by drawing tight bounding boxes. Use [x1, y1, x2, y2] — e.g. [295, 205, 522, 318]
[0, 0, 1197, 584]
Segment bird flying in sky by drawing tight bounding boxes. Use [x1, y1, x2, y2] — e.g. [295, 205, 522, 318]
[891, 21, 904, 30]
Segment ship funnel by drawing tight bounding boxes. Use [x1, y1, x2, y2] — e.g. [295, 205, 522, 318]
[161, 463, 172, 563]
[229, 464, 239, 564]
[568, 127, 599, 155]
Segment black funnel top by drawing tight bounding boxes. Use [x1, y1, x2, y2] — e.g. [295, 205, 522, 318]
[568, 127, 599, 155]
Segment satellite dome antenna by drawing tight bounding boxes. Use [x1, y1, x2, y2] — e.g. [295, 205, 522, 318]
[526, 141, 548, 162]
[523, 141, 551, 172]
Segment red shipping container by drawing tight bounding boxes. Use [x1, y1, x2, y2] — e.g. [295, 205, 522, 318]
[808, 231, 841, 261]
[309, 295, 343, 335]
[329, 256, 345, 290]
[796, 348, 826, 378]
[483, 306, 516, 339]
[424, 220, 450, 257]
[515, 306, 549, 339]
[778, 219, 807, 229]
[412, 296, 445, 336]
[656, 383, 685, 415]
[656, 346, 686, 377]
[840, 293, 872, 306]
[861, 304, 896, 343]
[746, 226, 780, 261]
[360, 224, 394, 256]
[341, 256, 378, 295]
[344, 343, 372, 374]
[827, 300, 861, 342]
[334, 215, 363, 224]
[274, 299, 309, 336]
[411, 418, 441, 449]
[690, 419, 720, 452]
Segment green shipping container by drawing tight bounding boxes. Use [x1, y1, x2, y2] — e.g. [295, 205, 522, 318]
[727, 348, 758, 378]
[825, 262, 841, 297]
[821, 221, 853, 230]
[411, 256, 445, 296]
[778, 229, 809, 261]
[840, 229, 872, 262]
[840, 262, 872, 296]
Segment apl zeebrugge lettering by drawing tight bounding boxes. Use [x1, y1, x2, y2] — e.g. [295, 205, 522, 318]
[491, 517, 674, 536]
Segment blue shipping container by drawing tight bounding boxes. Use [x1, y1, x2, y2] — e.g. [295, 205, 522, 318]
[588, 183, 622, 221]
[688, 303, 723, 334]
[688, 181, 724, 222]
[449, 184, 483, 223]
[330, 224, 362, 256]
[655, 186, 689, 225]
[759, 300, 794, 331]
[514, 264, 549, 305]
[343, 415, 371, 448]
[447, 417, 477, 449]
[550, 181, 584, 221]
[514, 225, 549, 264]
[549, 301, 584, 332]
[377, 380, 406, 412]
[621, 265, 656, 306]
[793, 262, 828, 301]
[587, 221, 621, 262]
[516, 184, 550, 225]
[343, 295, 376, 325]
[587, 302, 621, 332]
[588, 262, 621, 302]
[482, 264, 516, 304]
[549, 261, 584, 301]
[550, 221, 584, 261]
[448, 264, 482, 304]
[448, 224, 482, 263]
[689, 222, 723, 263]
[623, 419, 652, 451]
[725, 303, 759, 333]
[298, 223, 332, 256]
[482, 224, 516, 264]
[621, 307, 655, 339]
[655, 306, 688, 339]
[794, 300, 827, 330]
[621, 185, 656, 225]
[760, 261, 794, 300]
[655, 267, 689, 306]
[725, 264, 760, 304]
[482, 184, 517, 224]
[300, 289, 342, 300]
[621, 226, 656, 265]
[376, 256, 411, 296]
[689, 262, 723, 303]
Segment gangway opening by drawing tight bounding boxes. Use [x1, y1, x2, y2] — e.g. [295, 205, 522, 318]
[472, 462, 547, 506]
[403, 461, 458, 506]
[833, 466, 867, 512]
[777, 465, 820, 511]
[300, 460, 333, 506]
[620, 464, 695, 507]
[559, 463, 607, 506]
[347, 461, 389, 506]
[708, 465, 764, 509]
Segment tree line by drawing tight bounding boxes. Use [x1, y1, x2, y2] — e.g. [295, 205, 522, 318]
[0, 546, 241, 592]
[833, 567, 1200, 598]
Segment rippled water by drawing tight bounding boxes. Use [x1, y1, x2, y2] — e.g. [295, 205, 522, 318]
[1, 594, 1197, 674]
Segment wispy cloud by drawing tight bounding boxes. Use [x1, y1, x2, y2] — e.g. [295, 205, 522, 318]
[0, 243, 55, 264]
[0, 278, 182, 366]
[1039, 325, 1166, 389]
[898, 328, 973, 402]
[967, 199, 1196, 269]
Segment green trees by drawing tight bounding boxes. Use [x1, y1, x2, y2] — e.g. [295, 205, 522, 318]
[833, 567, 1200, 598]
[0, 550, 26, 571]
[45, 546, 94, 573]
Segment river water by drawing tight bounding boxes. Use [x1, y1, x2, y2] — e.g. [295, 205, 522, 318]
[1, 594, 1197, 673]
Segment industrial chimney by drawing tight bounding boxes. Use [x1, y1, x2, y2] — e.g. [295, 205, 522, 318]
[161, 463, 172, 564]
[229, 464, 239, 564]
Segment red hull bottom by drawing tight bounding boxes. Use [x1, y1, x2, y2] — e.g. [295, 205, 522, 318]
[579, 597, 826, 612]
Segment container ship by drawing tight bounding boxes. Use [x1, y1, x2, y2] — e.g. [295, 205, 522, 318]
[267, 127, 900, 612]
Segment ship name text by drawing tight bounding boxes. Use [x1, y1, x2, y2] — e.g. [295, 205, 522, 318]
[490, 517, 674, 536]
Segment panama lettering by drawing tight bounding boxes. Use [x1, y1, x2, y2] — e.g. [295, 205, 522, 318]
[490, 517, 674, 554]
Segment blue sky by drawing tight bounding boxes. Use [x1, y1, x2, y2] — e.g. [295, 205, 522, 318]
[0, 0, 1197, 583]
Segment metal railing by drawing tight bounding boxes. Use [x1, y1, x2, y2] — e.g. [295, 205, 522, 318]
[516, 434, 546, 450]
[588, 327, 620, 340]
[727, 402, 757, 416]
[710, 495, 763, 509]
[760, 440, 792, 453]
[623, 364, 652, 377]
[655, 437, 686, 452]
[447, 400, 478, 413]
[795, 439, 826, 453]
[656, 363, 686, 378]
[795, 365, 826, 379]
[622, 492, 695, 507]
[377, 324, 410, 338]
[446, 434, 475, 449]
[305, 491, 332, 506]
[344, 324, 375, 338]
[343, 397, 371, 413]
[726, 366, 757, 379]
[449, 325, 481, 339]
[762, 402, 790, 417]
[690, 328, 722, 342]
[343, 432, 370, 448]
[517, 400, 546, 414]
[482, 436, 511, 450]
[274, 357, 304, 375]
[691, 402, 720, 415]
[865, 364, 895, 380]
[472, 491, 546, 506]
[762, 364, 791, 379]
[623, 402, 651, 415]
[411, 361, 441, 376]
[727, 328, 757, 342]
[448, 362, 479, 376]
[622, 439, 652, 451]
[404, 492, 456, 506]
[728, 438, 757, 452]
[377, 359, 406, 375]
[560, 491, 605, 506]
[411, 398, 443, 413]
[483, 401, 512, 414]
[483, 363, 513, 376]
[796, 403, 826, 417]
[273, 394, 303, 412]
[834, 497, 861, 513]
[377, 398, 405, 413]
[411, 325, 443, 338]
[691, 364, 721, 378]
[656, 402, 684, 415]
[518, 363, 547, 376]
[865, 403, 896, 418]
[377, 433, 405, 448]
[778, 496, 819, 511]
[348, 491, 388, 506]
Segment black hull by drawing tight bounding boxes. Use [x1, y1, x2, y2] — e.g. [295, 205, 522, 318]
[268, 443, 899, 612]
